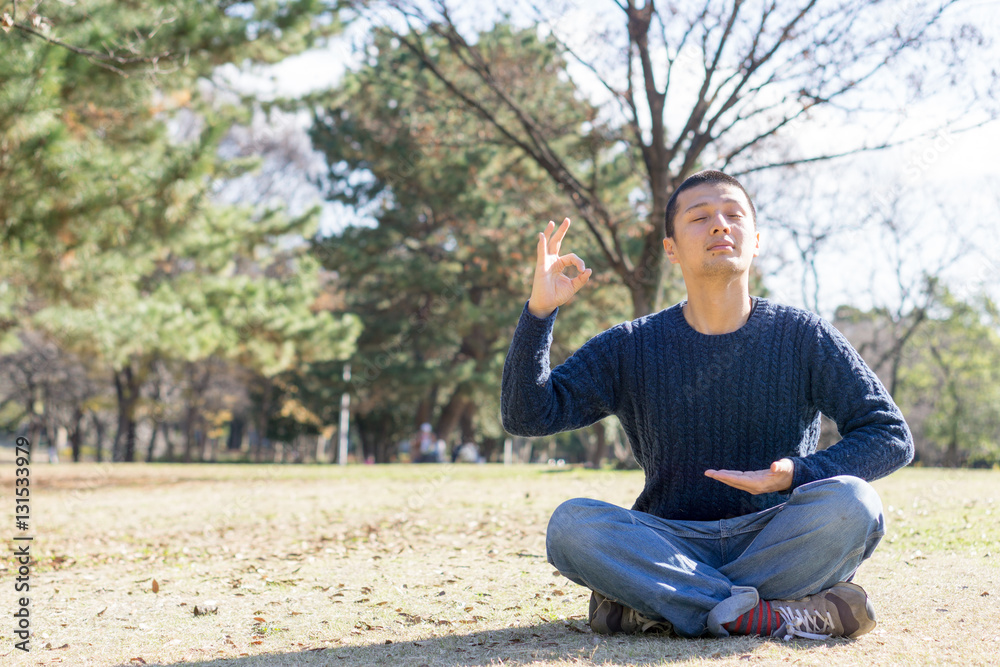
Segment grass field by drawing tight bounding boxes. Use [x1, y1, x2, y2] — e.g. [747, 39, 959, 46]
[0, 463, 997, 666]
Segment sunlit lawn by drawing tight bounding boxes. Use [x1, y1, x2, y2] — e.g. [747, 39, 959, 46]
[0, 462, 997, 666]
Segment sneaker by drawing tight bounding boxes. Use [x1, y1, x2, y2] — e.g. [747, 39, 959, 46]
[588, 591, 672, 635]
[771, 582, 877, 640]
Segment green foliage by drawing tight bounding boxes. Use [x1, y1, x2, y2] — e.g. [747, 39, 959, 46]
[307, 25, 634, 457]
[0, 0, 357, 459]
[896, 291, 1000, 467]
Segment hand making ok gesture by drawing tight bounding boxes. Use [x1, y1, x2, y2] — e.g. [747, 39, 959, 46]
[527, 218, 592, 319]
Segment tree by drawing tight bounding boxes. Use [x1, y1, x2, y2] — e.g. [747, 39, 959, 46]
[360, 0, 992, 317]
[895, 291, 1000, 467]
[0, 330, 104, 461]
[309, 25, 634, 460]
[1, 0, 356, 460]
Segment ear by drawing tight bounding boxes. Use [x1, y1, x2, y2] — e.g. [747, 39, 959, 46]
[663, 237, 679, 264]
[751, 230, 760, 258]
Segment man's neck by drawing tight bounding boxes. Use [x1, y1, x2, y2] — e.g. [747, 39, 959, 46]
[682, 280, 753, 335]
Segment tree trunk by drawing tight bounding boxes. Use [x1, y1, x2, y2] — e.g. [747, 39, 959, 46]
[69, 407, 84, 463]
[415, 384, 439, 429]
[459, 401, 476, 447]
[436, 383, 470, 445]
[183, 401, 196, 463]
[479, 436, 499, 463]
[253, 377, 273, 463]
[590, 421, 607, 468]
[146, 421, 160, 463]
[163, 424, 176, 462]
[112, 370, 124, 461]
[227, 417, 244, 451]
[92, 412, 106, 463]
[113, 364, 140, 462]
[945, 398, 962, 467]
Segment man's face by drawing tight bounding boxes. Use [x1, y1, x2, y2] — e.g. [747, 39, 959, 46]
[662, 182, 759, 279]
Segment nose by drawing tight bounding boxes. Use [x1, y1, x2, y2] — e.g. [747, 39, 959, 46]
[711, 212, 731, 234]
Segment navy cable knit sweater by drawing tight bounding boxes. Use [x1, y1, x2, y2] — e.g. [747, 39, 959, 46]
[500, 297, 913, 521]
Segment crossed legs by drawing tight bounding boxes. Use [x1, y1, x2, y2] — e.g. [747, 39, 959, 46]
[545, 476, 885, 637]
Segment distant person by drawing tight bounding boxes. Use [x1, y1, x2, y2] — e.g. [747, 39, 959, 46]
[454, 442, 480, 463]
[415, 423, 437, 463]
[501, 170, 913, 640]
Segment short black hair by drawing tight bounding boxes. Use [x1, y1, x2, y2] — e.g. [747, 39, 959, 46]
[664, 170, 756, 238]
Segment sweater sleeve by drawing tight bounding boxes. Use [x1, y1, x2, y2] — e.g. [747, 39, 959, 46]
[500, 301, 624, 437]
[789, 316, 914, 489]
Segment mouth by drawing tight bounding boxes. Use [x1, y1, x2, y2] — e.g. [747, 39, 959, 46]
[707, 242, 735, 252]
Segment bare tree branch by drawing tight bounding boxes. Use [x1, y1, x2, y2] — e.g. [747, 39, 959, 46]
[6, 17, 177, 77]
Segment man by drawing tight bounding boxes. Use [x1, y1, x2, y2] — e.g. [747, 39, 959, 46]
[499, 170, 913, 640]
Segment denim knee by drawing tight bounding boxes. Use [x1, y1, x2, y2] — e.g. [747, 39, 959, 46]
[546, 498, 616, 573]
[808, 475, 882, 518]
[793, 475, 884, 542]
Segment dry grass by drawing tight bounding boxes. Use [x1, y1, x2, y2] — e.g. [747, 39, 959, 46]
[0, 463, 997, 666]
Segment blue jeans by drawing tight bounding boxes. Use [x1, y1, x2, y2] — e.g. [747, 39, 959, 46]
[545, 476, 885, 638]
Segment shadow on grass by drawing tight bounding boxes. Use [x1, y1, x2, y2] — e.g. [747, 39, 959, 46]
[130, 621, 772, 667]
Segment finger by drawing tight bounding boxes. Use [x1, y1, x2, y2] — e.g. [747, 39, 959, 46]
[549, 217, 571, 254]
[572, 267, 592, 290]
[706, 469, 743, 478]
[556, 253, 586, 273]
[542, 219, 556, 244]
[538, 221, 556, 253]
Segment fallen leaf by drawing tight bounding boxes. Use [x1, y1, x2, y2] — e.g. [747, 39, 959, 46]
[130, 659, 147, 665]
[253, 617, 266, 622]
[152, 580, 159, 594]
[193, 602, 219, 616]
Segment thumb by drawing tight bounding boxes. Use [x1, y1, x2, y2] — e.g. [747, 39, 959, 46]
[771, 458, 793, 473]
[572, 267, 592, 290]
